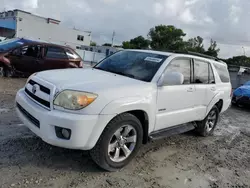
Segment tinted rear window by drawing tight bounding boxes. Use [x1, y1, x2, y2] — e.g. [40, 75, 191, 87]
[65, 49, 81, 59]
[46, 47, 68, 59]
[213, 63, 230, 83]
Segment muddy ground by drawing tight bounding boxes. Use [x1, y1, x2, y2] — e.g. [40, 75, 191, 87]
[0, 78, 250, 188]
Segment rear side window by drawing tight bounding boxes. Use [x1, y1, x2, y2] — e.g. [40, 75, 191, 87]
[213, 63, 230, 83]
[194, 60, 209, 84]
[45, 46, 68, 59]
[65, 49, 80, 59]
[166, 58, 191, 84]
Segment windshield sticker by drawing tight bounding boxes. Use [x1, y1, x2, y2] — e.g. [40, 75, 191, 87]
[145, 57, 162, 63]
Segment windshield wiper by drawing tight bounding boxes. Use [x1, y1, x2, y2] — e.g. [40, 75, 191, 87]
[94, 67, 135, 78]
[108, 70, 135, 78]
[93, 67, 106, 71]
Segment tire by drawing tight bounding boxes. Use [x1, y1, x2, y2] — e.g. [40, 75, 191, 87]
[3, 67, 15, 78]
[0, 67, 4, 78]
[196, 106, 219, 137]
[90, 113, 143, 171]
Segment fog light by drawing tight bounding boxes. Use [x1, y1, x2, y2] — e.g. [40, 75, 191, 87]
[55, 126, 71, 140]
[62, 128, 70, 139]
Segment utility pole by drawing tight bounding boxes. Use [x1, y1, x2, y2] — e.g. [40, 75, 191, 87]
[242, 46, 246, 56]
[111, 31, 115, 47]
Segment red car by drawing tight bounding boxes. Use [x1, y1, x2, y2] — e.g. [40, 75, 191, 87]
[0, 38, 83, 77]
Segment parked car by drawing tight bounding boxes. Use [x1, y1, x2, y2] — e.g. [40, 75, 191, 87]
[15, 50, 232, 171]
[0, 38, 83, 77]
[232, 81, 250, 107]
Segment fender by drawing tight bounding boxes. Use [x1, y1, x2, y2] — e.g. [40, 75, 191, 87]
[100, 96, 156, 133]
[205, 90, 224, 116]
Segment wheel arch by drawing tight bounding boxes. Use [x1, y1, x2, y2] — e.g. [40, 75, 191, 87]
[206, 92, 224, 116]
[120, 110, 149, 144]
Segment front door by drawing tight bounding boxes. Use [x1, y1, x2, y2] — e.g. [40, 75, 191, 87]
[155, 57, 196, 131]
[10, 45, 43, 73]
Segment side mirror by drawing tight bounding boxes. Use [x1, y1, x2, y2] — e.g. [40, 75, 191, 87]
[158, 72, 184, 86]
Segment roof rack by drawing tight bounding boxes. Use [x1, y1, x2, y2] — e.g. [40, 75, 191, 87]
[167, 50, 221, 61]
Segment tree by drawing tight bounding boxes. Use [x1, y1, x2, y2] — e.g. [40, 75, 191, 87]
[90, 41, 97, 46]
[102, 43, 112, 47]
[225, 56, 250, 67]
[185, 36, 205, 53]
[122, 36, 149, 49]
[148, 25, 186, 51]
[204, 39, 220, 57]
[122, 41, 134, 49]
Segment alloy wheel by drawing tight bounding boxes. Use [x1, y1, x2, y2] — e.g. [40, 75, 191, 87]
[205, 110, 217, 132]
[108, 125, 137, 163]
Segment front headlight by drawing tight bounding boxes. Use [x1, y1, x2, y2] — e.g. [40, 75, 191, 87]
[53, 90, 98, 110]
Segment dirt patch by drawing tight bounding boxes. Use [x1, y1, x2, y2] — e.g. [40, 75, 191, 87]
[0, 78, 250, 188]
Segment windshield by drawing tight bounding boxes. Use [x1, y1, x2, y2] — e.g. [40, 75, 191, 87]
[94, 50, 168, 82]
[0, 38, 27, 52]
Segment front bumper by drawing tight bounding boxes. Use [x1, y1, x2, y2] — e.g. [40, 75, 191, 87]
[232, 95, 250, 106]
[16, 88, 114, 150]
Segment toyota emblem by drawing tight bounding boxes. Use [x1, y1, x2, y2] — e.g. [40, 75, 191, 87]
[32, 84, 38, 94]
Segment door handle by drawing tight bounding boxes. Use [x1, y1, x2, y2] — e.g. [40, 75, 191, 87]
[187, 87, 194, 92]
[210, 87, 216, 91]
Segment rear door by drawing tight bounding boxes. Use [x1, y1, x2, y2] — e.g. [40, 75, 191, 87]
[193, 59, 217, 120]
[43, 45, 69, 70]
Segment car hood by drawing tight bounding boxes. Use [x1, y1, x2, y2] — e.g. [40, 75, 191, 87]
[36, 68, 154, 96]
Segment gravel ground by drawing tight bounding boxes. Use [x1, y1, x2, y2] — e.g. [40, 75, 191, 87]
[0, 78, 250, 188]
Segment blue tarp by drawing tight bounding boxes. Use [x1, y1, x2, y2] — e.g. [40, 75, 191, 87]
[0, 38, 34, 52]
[234, 81, 250, 97]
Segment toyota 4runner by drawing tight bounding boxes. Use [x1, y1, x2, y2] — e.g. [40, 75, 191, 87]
[16, 50, 232, 171]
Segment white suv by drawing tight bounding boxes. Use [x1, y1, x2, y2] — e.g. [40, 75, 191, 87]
[16, 50, 232, 171]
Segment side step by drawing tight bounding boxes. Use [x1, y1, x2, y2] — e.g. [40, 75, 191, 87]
[149, 123, 195, 141]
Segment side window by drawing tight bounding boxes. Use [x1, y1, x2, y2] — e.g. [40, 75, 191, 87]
[214, 63, 230, 83]
[20, 45, 42, 58]
[65, 49, 80, 59]
[45, 46, 68, 59]
[194, 60, 209, 84]
[165, 58, 191, 84]
[209, 64, 215, 84]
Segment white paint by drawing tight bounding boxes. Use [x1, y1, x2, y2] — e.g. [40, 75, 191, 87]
[15, 50, 232, 150]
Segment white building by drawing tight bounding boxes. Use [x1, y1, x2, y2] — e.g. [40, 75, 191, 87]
[0, 9, 91, 49]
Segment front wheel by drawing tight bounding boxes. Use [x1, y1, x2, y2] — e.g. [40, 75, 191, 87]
[196, 106, 219, 137]
[90, 113, 143, 171]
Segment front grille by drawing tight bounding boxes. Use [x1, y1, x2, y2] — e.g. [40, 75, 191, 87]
[29, 80, 50, 95]
[25, 88, 50, 108]
[16, 103, 40, 128]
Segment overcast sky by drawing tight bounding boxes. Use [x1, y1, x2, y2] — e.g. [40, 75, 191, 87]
[1, 0, 250, 58]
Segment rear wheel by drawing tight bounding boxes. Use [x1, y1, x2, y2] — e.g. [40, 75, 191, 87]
[90, 113, 143, 171]
[0, 67, 4, 77]
[2, 67, 15, 78]
[196, 106, 219, 137]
